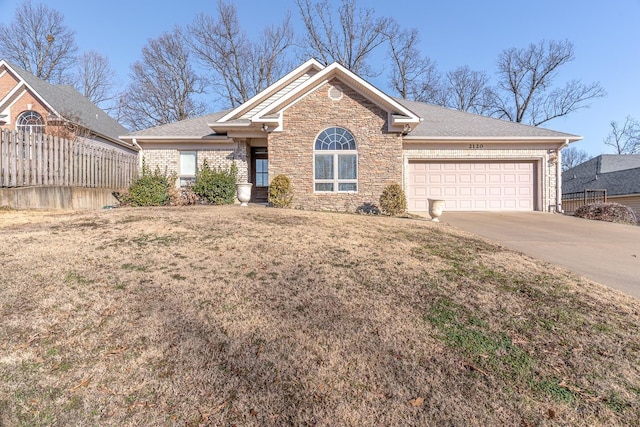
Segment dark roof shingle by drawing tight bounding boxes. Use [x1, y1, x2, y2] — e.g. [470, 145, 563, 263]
[562, 155, 640, 196]
[5, 61, 128, 143]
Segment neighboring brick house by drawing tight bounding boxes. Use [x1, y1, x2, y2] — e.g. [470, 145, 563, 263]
[122, 59, 581, 213]
[0, 59, 137, 154]
[563, 155, 640, 217]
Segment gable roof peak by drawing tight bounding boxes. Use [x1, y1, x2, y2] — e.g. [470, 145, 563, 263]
[213, 58, 421, 134]
[217, 58, 325, 123]
[0, 58, 130, 146]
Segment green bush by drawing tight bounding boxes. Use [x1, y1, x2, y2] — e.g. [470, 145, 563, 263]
[379, 182, 407, 215]
[119, 160, 170, 207]
[191, 160, 238, 205]
[268, 174, 294, 208]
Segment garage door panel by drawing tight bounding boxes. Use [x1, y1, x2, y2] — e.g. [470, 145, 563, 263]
[408, 161, 535, 212]
[413, 174, 427, 184]
[443, 187, 457, 197]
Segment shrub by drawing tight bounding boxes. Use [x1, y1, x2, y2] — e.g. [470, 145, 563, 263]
[574, 202, 637, 225]
[191, 160, 238, 205]
[118, 160, 170, 207]
[167, 175, 197, 206]
[379, 183, 407, 215]
[268, 174, 294, 208]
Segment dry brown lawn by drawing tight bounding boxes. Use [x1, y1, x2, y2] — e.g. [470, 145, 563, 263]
[1, 205, 639, 426]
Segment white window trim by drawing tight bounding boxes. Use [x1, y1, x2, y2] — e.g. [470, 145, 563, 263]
[16, 110, 44, 135]
[313, 150, 359, 193]
[313, 127, 359, 193]
[179, 151, 197, 187]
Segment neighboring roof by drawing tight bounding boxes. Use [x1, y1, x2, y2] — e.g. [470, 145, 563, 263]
[398, 98, 580, 140]
[562, 155, 640, 196]
[0, 60, 133, 148]
[123, 111, 229, 140]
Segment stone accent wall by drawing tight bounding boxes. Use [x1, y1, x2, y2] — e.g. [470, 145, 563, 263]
[403, 146, 559, 212]
[268, 78, 403, 211]
[140, 143, 249, 185]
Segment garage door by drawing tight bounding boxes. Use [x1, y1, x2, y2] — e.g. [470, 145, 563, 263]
[408, 161, 535, 212]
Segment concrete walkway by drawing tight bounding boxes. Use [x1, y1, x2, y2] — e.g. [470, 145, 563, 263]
[434, 212, 640, 298]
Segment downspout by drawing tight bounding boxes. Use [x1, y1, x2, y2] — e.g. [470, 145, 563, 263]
[133, 138, 143, 170]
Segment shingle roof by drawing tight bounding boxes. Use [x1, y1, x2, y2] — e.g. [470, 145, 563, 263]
[127, 100, 580, 141]
[562, 155, 640, 196]
[3, 61, 129, 144]
[396, 98, 579, 139]
[125, 111, 229, 138]
[123, 60, 580, 141]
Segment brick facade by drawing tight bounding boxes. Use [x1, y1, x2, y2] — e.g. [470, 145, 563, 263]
[140, 142, 249, 185]
[269, 79, 403, 211]
[0, 70, 70, 138]
[0, 88, 52, 134]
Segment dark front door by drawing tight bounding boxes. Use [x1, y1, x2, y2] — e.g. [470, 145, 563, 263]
[252, 148, 268, 202]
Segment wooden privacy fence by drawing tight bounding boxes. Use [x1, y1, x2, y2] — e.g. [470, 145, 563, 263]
[562, 189, 607, 213]
[1, 129, 137, 189]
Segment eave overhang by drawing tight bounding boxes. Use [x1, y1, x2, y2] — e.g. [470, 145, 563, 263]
[209, 60, 421, 135]
[402, 135, 583, 144]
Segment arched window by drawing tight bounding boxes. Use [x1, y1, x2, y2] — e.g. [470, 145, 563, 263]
[16, 111, 45, 134]
[314, 127, 358, 192]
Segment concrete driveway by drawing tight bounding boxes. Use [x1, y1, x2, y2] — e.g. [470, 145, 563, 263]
[438, 212, 640, 298]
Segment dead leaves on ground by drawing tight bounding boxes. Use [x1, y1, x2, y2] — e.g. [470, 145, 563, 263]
[408, 396, 424, 407]
[70, 375, 92, 392]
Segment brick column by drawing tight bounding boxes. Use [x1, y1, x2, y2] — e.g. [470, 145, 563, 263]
[234, 139, 249, 183]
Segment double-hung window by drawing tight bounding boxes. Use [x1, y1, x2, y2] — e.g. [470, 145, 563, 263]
[314, 127, 357, 192]
[179, 151, 197, 187]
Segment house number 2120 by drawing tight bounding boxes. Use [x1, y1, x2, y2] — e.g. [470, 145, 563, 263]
[469, 144, 484, 149]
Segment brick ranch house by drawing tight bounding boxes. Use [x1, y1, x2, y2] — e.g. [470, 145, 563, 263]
[121, 59, 582, 213]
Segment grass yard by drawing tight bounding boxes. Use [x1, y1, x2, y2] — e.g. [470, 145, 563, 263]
[1, 205, 639, 426]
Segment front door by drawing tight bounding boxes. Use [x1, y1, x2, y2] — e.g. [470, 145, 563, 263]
[251, 148, 268, 202]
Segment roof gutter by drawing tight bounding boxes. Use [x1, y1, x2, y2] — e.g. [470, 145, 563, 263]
[403, 135, 583, 143]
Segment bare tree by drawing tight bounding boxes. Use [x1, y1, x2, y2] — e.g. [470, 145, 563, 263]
[187, 1, 293, 108]
[561, 145, 590, 171]
[442, 66, 490, 114]
[387, 25, 443, 104]
[73, 51, 118, 110]
[295, 0, 393, 78]
[488, 40, 605, 126]
[604, 116, 640, 154]
[0, 0, 77, 83]
[118, 28, 206, 131]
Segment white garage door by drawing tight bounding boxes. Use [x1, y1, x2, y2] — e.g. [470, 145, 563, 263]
[408, 161, 536, 212]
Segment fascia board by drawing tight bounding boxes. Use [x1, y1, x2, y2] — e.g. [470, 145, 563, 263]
[217, 58, 325, 123]
[120, 135, 232, 143]
[251, 62, 421, 124]
[402, 135, 583, 143]
[0, 81, 25, 111]
[1, 61, 60, 117]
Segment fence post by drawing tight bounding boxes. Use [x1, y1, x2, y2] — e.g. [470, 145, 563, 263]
[0, 130, 6, 187]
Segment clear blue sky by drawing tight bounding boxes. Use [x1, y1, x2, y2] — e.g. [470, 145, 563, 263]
[1, 0, 638, 156]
